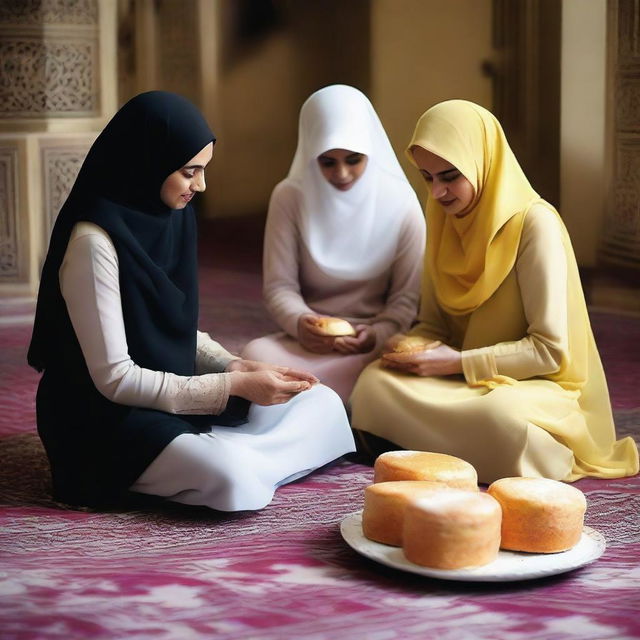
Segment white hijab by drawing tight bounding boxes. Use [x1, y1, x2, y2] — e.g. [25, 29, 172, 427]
[285, 84, 421, 280]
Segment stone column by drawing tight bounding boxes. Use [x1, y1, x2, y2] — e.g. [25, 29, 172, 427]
[0, 0, 116, 299]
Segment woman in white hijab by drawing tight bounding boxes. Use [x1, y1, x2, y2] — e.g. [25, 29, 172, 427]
[242, 85, 425, 402]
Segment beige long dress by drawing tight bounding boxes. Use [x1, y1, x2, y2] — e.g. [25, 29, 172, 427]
[350, 206, 639, 483]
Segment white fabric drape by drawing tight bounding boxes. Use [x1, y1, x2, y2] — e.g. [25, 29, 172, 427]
[285, 84, 420, 281]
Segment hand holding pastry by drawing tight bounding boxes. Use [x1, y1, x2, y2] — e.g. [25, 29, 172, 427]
[392, 335, 442, 354]
[298, 313, 360, 354]
[382, 333, 406, 355]
[382, 342, 462, 376]
[333, 324, 376, 354]
[309, 315, 357, 337]
[297, 314, 337, 353]
[382, 334, 440, 356]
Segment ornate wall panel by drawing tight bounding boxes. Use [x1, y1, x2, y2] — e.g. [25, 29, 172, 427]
[616, 77, 640, 131]
[617, 0, 640, 60]
[0, 35, 99, 117]
[0, 0, 110, 298]
[40, 139, 93, 251]
[0, 145, 21, 281]
[0, 0, 98, 25]
[601, 0, 640, 272]
[602, 135, 640, 268]
[0, 0, 100, 118]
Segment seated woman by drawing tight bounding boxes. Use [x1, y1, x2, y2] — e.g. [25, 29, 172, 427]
[28, 91, 355, 512]
[350, 100, 638, 483]
[241, 84, 425, 403]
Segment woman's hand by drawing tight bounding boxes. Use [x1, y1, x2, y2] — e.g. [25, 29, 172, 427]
[381, 343, 462, 377]
[297, 314, 335, 354]
[228, 362, 317, 405]
[333, 324, 376, 354]
[381, 332, 407, 355]
[227, 358, 318, 383]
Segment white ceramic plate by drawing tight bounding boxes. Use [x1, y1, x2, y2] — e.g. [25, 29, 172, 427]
[340, 511, 606, 582]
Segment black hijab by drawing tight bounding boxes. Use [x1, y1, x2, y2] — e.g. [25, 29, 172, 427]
[28, 91, 216, 376]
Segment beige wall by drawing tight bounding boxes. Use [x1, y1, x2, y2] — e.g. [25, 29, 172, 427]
[370, 0, 493, 202]
[2, 0, 621, 301]
[201, 0, 493, 218]
[560, 0, 608, 267]
[203, 32, 302, 217]
[370, 0, 607, 268]
[201, 1, 371, 218]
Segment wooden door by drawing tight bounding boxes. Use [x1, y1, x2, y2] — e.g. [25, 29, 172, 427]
[483, 0, 561, 206]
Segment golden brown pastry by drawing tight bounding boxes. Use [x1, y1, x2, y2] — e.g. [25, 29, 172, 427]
[393, 336, 441, 353]
[402, 489, 502, 569]
[487, 477, 587, 553]
[362, 480, 447, 546]
[374, 451, 478, 490]
[312, 316, 356, 337]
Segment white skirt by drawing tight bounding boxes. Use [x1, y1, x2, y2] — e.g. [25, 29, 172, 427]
[130, 383, 355, 511]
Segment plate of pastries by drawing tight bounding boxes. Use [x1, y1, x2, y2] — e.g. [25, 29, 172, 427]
[341, 451, 605, 582]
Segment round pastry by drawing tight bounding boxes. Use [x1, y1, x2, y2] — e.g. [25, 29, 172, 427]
[487, 477, 587, 553]
[402, 490, 502, 570]
[362, 480, 447, 546]
[312, 316, 356, 337]
[393, 336, 441, 353]
[374, 451, 478, 490]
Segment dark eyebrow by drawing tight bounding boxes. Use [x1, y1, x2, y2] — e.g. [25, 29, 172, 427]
[318, 152, 363, 160]
[421, 167, 459, 177]
[183, 163, 206, 170]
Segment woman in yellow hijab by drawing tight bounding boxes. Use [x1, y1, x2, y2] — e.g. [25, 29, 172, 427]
[350, 100, 638, 483]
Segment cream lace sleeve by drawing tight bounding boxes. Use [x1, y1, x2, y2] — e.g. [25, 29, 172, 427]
[196, 331, 239, 374]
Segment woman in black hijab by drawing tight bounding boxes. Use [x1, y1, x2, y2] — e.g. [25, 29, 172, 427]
[28, 91, 355, 510]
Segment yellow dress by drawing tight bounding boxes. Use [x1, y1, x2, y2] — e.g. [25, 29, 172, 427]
[350, 101, 638, 483]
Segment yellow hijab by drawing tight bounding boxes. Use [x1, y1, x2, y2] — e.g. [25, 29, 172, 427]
[406, 100, 540, 316]
[406, 100, 638, 479]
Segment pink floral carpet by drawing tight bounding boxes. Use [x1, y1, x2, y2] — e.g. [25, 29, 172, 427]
[1, 217, 639, 640]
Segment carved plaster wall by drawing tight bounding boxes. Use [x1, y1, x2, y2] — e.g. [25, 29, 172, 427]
[0, 1, 98, 24]
[0, 35, 99, 118]
[0, 0, 100, 119]
[40, 139, 93, 258]
[0, 0, 113, 297]
[601, 0, 640, 271]
[0, 144, 21, 282]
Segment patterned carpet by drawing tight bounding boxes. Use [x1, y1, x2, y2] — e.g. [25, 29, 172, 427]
[1, 216, 638, 640]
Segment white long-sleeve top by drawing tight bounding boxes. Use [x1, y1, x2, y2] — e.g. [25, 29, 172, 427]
[59, 221, 239, 416]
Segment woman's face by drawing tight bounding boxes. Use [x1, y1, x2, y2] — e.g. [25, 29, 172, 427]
[317, 148, 368, 191]
[411, 146, 475, 217]
[160, 142, 214, 209]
